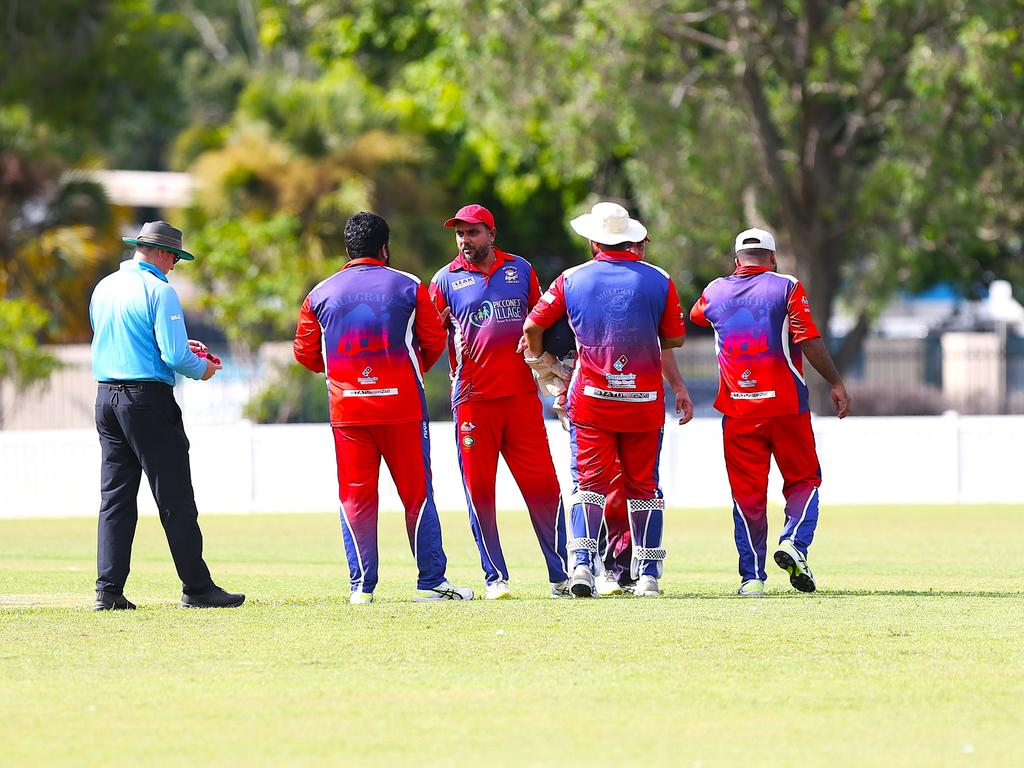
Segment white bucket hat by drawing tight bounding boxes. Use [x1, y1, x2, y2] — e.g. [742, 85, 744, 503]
[570, 202, 648, 246]
[734, 227, 776, 253]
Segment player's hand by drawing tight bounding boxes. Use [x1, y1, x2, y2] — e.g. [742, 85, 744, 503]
[439, 307, 452, 329]
[516, 334, 527, 354]
[674, 385, 694, 425]
[832, 383, 851, 419]
[188, 339, 208, 356]
[201, 357, 222, 380]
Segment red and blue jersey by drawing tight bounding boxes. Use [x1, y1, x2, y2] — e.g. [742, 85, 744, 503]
[690, 265, 820, 418]
[429, 248, 540, 406]
[293, 258, 447, 426]
[529, 250, 686, 432]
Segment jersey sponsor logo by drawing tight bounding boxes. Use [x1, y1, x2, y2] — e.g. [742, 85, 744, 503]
[738, 369, 758, 388]
[468, 298, 524, 327]
[503, 266, 518, 283]
[170, 314, 181, 321]
[342, 388, 399, 397]
[583, 385, 656, 402]
[729, 390, 776, 400]
[462, 435, 476, 447]
[357, 366, 379, 385]
[460, 421, 476, 432]
[613, 355, 628, 372]
[453, 277, 476, 290]
[469, 301, 494, 327]
[540, 291, 556, 304]
[605, 373, 637, 389]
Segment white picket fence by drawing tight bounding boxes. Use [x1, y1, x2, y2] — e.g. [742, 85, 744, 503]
[0, 413, 1021, 520]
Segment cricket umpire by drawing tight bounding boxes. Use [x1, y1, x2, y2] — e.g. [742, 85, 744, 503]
[89, 221, 244, 610]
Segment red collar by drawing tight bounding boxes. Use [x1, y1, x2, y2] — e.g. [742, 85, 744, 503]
[595, 249, 641, 262]
[343, 257, 388, 270]
[448, 247, 512, 277]
[733, 265, 773, 277]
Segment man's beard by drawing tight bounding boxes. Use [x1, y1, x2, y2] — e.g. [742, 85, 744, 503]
[464, 244, 490, 262]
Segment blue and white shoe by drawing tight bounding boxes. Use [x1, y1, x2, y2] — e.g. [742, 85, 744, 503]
[774, 540, 816, 593]
[632, 575, 661, 597]
[413, 580, 474, 602]
[570, 564, 595, 598]
[549, 580, 572, 599]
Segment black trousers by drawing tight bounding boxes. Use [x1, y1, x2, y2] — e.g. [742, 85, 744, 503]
[95, 381, 214, 596]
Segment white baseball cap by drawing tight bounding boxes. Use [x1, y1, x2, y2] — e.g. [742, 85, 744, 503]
[570, 202, 648, 246]
[734, 227, 776, 253]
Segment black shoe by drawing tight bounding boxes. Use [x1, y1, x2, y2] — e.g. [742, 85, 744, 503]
[93, 591, 136, 611]
[181, 587, 245, 608]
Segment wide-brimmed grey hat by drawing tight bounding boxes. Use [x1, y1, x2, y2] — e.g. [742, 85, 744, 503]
[122, 220, 194, 260]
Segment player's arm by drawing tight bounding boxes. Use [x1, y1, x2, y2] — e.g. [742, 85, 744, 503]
[788, 281, 850, 418]
[293, 295, 325, 374]
[661, 349, 693, 425]
[153, 285, 216, 380]
[799, 338, 851, 418]
[689, 293, 711, 327]
[414, 283, 447, 372]
[427, 277, 452, 330]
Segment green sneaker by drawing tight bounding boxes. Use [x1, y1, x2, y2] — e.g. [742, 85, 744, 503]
[737, 578, 765, 597]
[774, 540, 816, 593]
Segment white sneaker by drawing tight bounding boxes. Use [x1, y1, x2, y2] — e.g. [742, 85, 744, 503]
[774, 539, 816, 593]
[412, 580, 474, 602]
[569, 564, 595, 598]
[349, 591, 374, 605]
[633, 575, 661, 597]
[595, 570, 624, 597]
[485, 579, 511, 600]
[549, 580, 572, 598]
[737, 579, 765, 597]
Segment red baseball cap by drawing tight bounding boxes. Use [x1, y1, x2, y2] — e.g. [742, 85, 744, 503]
[444, 204, 495, 229]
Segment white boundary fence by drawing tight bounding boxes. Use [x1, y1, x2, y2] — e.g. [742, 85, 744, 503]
[1, 413, 1021, 519]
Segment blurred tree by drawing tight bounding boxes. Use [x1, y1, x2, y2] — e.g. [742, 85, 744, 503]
[0, 298, 61, 428]
[410, 0, 1024, 374]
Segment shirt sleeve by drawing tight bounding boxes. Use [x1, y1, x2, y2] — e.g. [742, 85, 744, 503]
[527, 267, 541, 309]
[527, 274, 566, 329]
[787, 280, 821, 343]
[153, 284, 206, 380]
[659, 278, 687, 339]
[414, 282, 447, 372]
[293, 295, 325, 373]
[689, 293, 711, 327]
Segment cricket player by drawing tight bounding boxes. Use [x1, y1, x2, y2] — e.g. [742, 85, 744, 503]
[598, 346, 693, 596]
[524, 202, 687, 598]
[690, 227, 850, 596]
[293, 211, 473, 604]
[429, 204, 570, 599]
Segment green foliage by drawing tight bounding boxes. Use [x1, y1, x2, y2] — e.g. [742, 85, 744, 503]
[0, 299, 60, 426]
[243, 362, 330, 423]
[187, 214, 323, 351]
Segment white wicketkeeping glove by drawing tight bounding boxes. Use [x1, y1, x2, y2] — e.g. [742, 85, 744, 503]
[525, 352, 573, 431]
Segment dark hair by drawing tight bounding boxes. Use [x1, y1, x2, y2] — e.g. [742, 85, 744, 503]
[737, 247, 774, 259]
[344, 212, 390, 260]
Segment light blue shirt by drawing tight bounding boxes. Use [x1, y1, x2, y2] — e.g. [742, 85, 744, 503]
[90, 259, 207, 386]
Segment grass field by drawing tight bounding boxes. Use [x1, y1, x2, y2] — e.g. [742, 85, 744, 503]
[1, 505, 1022, 767]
